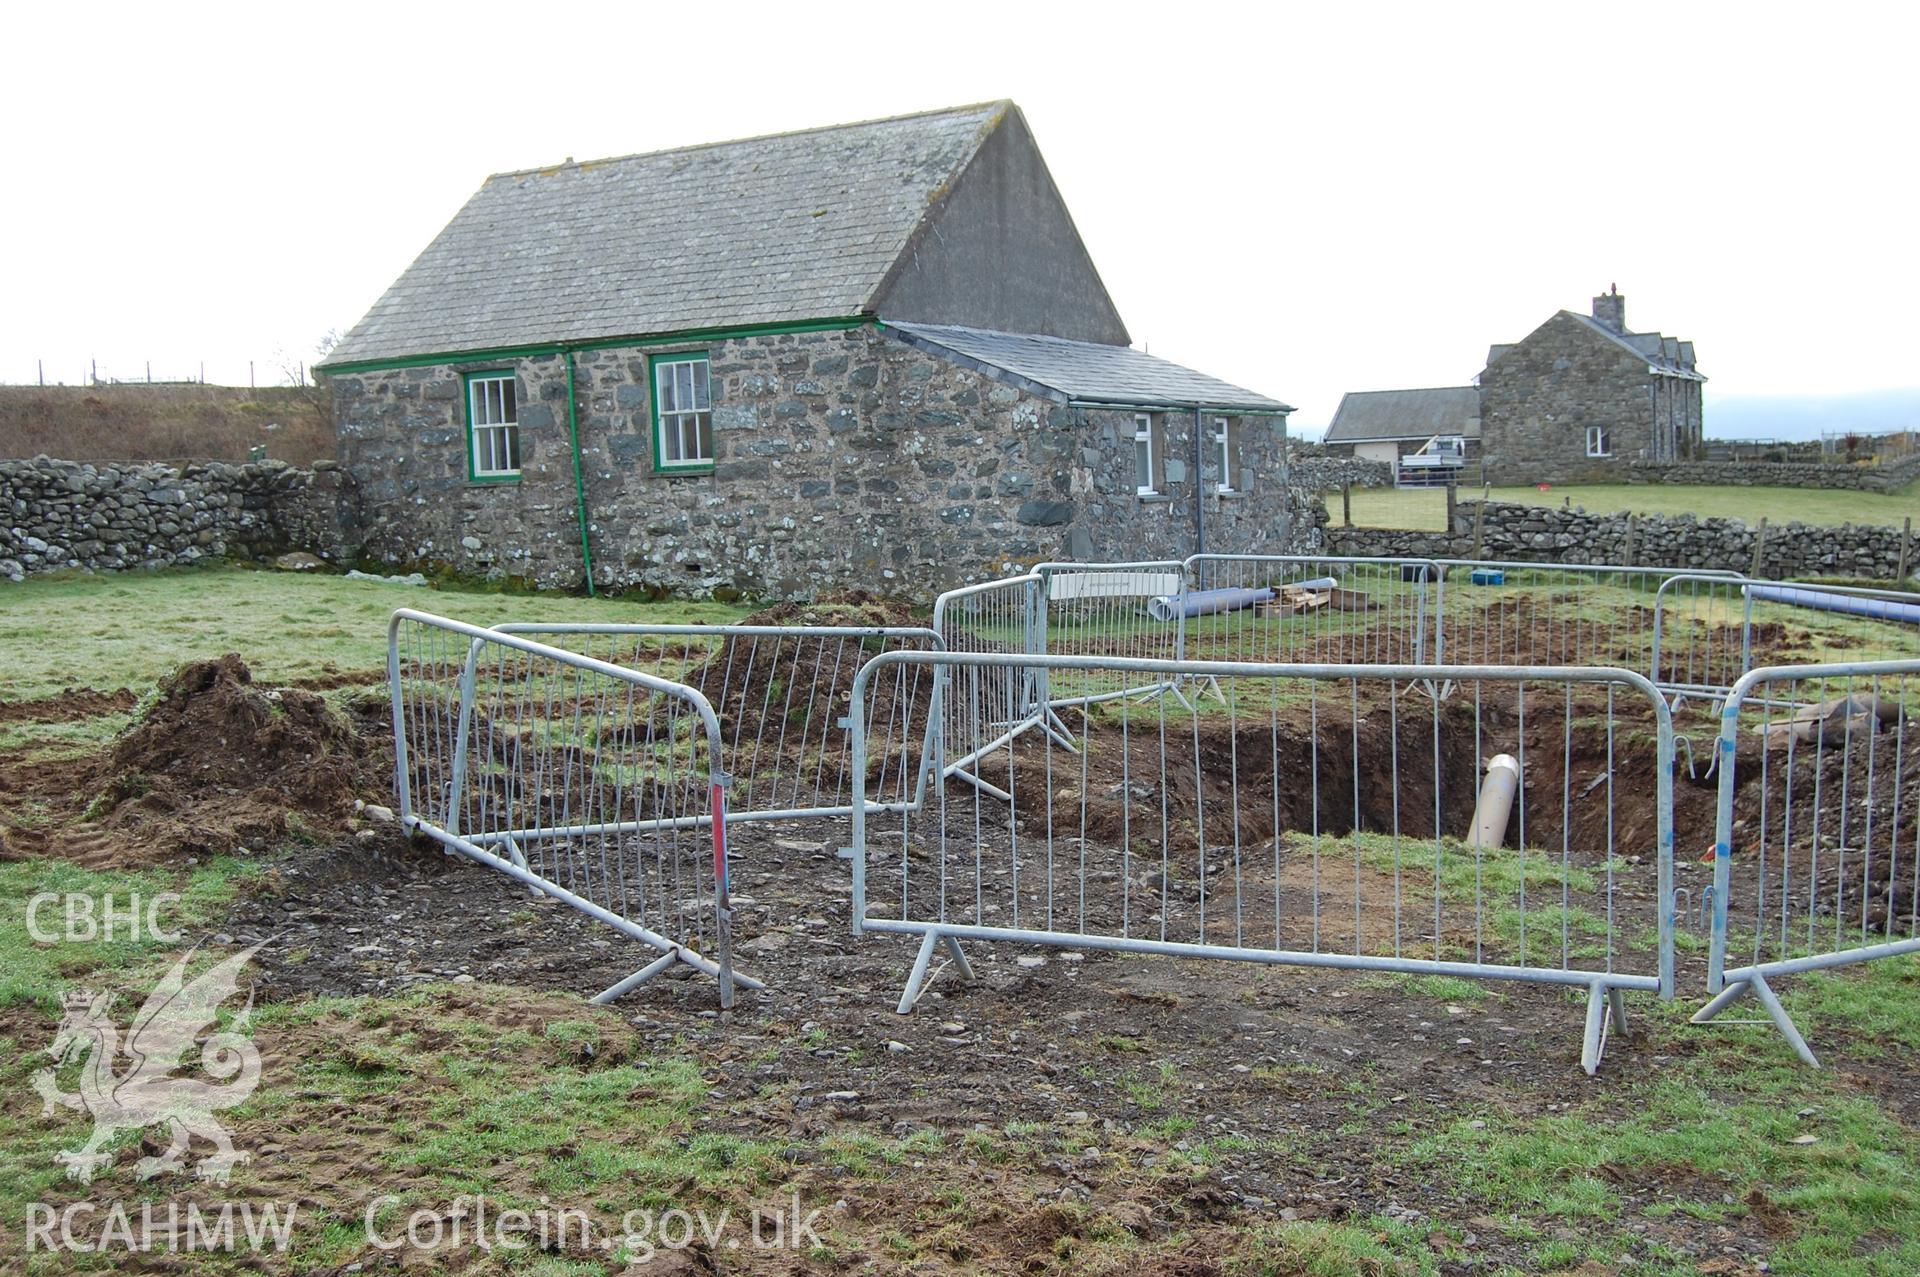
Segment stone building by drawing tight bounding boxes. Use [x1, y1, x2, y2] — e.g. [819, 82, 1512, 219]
[1322, 387, 1480, 464]
[318, 102, 1304, 597]
[1324, 288, 1704, 485]
[1479, 287, 1704, 484]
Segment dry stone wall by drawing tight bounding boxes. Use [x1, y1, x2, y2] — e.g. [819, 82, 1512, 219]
[1622, 454, 1920, 493]
[1286, 445, 1395, 492]
[1330, 500, 1916, 581]
[0, 456, 349, 581]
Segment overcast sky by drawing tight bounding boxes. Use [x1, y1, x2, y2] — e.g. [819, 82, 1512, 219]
[3, 1, 1914, 426]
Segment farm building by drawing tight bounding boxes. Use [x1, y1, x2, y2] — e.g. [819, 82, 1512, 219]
[318, 101, 1305, 597]
[1322, 386, 1480, 465]
[1325, 288, 1704, 485]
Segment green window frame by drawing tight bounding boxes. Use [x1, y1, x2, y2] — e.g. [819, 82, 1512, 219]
[649, 351, 714, 473]
[463, 370, 521, 482]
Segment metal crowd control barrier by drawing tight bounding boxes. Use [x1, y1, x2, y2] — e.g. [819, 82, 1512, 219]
[1695, 658, 1920, 1065]
[387, 610, 759, 1007]
[929, 575, 1059, 797]
[1431, 562, 1744, 685]
[850, 650, 1677, 1074]
[488, 623, 942, 824]
[1652, 577, 1920, 712]
[1031, 560, 1189, 708]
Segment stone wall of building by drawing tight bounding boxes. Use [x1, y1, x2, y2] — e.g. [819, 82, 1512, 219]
[0, 456, 349, 580]
[1329, 500, 1915, 580]
[1621, 453, 1920, 493]
[1478, 312, 1703, 485]
[331, 325, 1315, 598]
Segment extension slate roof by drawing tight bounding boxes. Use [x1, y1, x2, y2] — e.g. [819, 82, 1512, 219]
[885, 322, 1293, 413]
[1323, 387, 1481, 443]
[323, 102, 1013, 367]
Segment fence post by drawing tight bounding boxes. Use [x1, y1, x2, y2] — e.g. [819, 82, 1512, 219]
[1341, 482, 1352, 527]
[1624, 514, 1638, 567]
[1750, 517, 1769, 577]
[1898, 516, 1912, 581]
[1471, 496, 1487, 560]
[1445, 478, 1458, 531]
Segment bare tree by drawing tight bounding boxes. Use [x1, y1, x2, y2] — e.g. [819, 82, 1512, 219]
[273, 329, 341, 431]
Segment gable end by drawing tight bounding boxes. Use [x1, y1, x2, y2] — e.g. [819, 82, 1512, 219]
[868, 107, 1130, 346]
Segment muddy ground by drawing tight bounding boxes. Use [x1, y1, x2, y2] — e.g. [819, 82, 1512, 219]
[8, 628, 1920, 1274]
[208, 814, 1806, 1276]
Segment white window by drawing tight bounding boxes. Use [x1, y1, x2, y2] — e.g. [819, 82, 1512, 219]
[467, 373, 520, 479]
[1586, 425, 1611, 457]
[1134, 413, 1156, 495]
[1213, 416, 1235, 492]
[653, 354, 714, 470]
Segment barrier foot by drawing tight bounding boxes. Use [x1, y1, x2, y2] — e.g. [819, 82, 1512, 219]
[591, 950, 680, 1004]
[500, 835, 544, 899]
[1749, 974, 1821, 1069]
[589, 944, 768, 1005]
[941, 933, 975, 983]
[1580, 981, 1617, 1076]
[1042, 707, 1082, 754]
[1607, 985, 1629, 1035]
[1689, 979, 1753, 1024]
[897, 931, 942, 1014]
[943, 764, 1014, 803]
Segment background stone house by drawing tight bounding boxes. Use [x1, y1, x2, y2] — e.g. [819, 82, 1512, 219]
[1479, 288, 1704, 484]
[318, 101, 1305, 598]
[1324, 288, 1703, 485]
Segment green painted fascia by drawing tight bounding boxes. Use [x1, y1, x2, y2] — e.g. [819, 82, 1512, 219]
[648, 349, 716, 475]
[319, 315, 874, 376]
[462, 369, 522, 483]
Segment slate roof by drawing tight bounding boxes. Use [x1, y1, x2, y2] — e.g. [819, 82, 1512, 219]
[323, 103, 1012, 367]
[1560, 313, 1706, 381]
[1324, 387, 1481, 443]
[885, 322, 1292, 413]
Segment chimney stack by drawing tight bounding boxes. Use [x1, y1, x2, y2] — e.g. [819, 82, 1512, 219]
[1592, 283, 1626, 333]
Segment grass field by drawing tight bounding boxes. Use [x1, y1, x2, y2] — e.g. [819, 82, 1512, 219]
[1329, 479, 1920, 532]
[4, 567, 1920, 1274]
[0, 566, 747, 702]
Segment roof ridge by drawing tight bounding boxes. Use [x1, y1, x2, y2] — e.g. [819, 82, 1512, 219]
[1342, 385, 1478, 396]
[487, 100, 1012, 180]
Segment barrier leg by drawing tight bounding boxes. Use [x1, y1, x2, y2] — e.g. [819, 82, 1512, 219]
[1689, 979, 1752, 1024]
[591, 950, 680, 1004]
[1607, 986, 1629, 1035]
[1749, 974, 1820, 1069]
[1580, 980, 1610, 1076]
[941, 933, 975, 983]
[897, 931, 942, 1014]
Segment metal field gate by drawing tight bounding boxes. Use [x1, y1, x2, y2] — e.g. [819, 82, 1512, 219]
[850, 650, 1679, 1073]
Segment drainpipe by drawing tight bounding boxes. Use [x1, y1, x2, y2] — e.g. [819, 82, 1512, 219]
[563, 349, 597, 596]
[1192, 406, 1206, 558]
